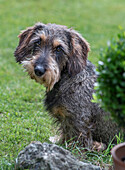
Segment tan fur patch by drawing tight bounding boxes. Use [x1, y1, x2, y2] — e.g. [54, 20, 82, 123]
[22, 56, 39, 80]
[53, 39, 61, 48]
[42, 70, 52, 90]
[52, 107, 66, 118]
[22, 55, 60, 91]
[41, 34, 46, 42]
[53, 39, 68, 50]
[43, 57, 60, 91]
[22, 60, 34, 78]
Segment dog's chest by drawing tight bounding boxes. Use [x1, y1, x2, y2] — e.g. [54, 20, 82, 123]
[45, 66, 97, 118]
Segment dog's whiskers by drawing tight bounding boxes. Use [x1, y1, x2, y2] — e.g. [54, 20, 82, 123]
[14, 22, 120, 149]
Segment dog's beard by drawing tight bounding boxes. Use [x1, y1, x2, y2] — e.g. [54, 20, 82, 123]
[21, 56, 60, 92]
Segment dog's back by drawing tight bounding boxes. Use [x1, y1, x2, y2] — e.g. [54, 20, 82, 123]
[45, 60, 119, 148]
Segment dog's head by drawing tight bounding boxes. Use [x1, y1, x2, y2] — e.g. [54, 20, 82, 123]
[14, 23, 90, 91]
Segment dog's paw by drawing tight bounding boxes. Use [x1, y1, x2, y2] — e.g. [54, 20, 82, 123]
[49, 135, 61, 144]
[92, 141, 106, 152]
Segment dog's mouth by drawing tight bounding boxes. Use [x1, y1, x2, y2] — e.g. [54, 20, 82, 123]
[21, 58, 60, 92]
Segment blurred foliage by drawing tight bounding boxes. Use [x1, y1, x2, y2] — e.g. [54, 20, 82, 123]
[94, 28, 125, 126]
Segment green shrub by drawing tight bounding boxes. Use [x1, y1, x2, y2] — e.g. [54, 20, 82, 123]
[94, 28, 125, 127]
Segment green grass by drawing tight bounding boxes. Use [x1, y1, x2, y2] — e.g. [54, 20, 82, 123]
[63, 133, 124, 169]
[0, 0, 125, 169]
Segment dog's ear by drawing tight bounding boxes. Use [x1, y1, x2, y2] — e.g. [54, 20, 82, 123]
[14, 23, 45, 63]
[14, 26, 34, 63]
[67, 30, 90, 76]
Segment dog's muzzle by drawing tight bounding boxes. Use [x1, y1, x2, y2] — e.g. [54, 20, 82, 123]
[34, 65, 45, 77]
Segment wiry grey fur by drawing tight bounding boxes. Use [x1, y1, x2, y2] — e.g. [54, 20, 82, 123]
[45, 60, 118, 148]
[14, 23, 121, 149]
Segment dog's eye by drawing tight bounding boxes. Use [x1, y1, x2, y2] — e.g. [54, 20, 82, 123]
[32, 39, 41, 55]
[55, 46, 63, 53]
[35, 39, 41, 46]
[31, 38, 41, 46]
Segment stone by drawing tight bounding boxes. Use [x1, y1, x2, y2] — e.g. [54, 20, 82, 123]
[16, 141, 100, 170]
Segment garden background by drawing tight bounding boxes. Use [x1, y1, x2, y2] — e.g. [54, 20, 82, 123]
[0, 0, 125, 169]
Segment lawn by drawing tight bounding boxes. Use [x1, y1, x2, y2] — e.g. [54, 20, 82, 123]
[0, 0, 125, 169]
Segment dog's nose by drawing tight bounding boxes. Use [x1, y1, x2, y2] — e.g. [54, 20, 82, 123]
[34, 65, 45, 77]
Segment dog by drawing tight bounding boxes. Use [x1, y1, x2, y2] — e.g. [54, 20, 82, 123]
[14, 22, 119, 149]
